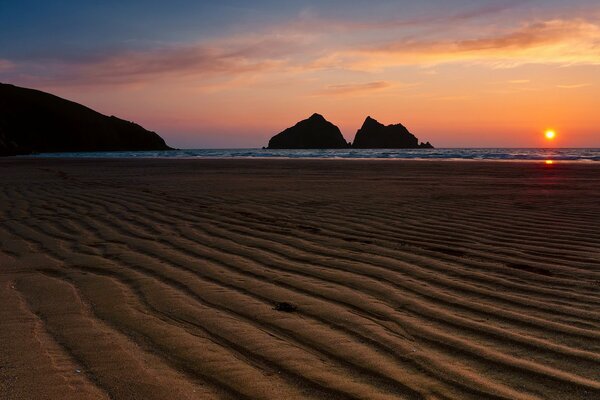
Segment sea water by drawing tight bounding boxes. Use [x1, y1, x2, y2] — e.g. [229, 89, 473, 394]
[29, 148, 600, 161]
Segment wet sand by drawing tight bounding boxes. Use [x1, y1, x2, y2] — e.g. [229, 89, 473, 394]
[1, 158, 599, 400]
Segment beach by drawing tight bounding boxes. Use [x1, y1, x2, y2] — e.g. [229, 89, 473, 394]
[1, 158, 599, 400]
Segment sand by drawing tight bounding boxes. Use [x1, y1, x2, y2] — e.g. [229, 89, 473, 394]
[0, 158, 599, 400]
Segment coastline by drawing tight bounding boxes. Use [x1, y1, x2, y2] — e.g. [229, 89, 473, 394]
[18, 146, 600, 164]
[16, 154, 600, 164]
[15, 156, 600, 164]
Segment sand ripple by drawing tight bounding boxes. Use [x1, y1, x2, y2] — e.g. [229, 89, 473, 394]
[1, 159, 599, 399]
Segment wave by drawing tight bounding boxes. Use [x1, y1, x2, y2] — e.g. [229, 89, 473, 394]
[29, 148, 600, 161]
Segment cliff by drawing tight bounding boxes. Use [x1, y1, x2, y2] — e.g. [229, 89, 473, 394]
[267, 113, 349, 149]
[352, 116, 433, 149]
[0, 83, 171, 156]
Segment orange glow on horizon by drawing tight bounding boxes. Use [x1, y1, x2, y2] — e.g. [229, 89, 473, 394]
[40, 54, 600, 148]
[545, 160, 554, 164]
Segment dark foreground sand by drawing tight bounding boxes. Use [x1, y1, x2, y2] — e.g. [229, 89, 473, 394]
[0, 158, 599, 400]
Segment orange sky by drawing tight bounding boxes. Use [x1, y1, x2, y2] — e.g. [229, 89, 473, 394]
[2, 1, 599, 148]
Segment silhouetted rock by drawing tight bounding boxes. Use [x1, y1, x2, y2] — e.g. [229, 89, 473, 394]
[274, 302, 298, 312]
[0, 83, 171, 156]
[352, 116, 433, 149]
[267, 113, 349, 149]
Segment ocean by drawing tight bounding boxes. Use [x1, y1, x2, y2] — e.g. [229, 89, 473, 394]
[28, 148, 600, 162]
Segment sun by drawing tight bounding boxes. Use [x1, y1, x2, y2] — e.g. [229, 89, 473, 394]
[545, 130, 556, 140]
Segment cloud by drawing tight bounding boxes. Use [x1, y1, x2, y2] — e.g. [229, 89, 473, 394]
[77, 44, 282, 83]
[435, 95, 471, 101]
[288, 1, 527, 33]
[556, 83, 591, 89]
[315, 81, 392, 96]
[327, 19, 600, 70]
[1, 1, 537, 88]
[4, 35, 310, 86]
[5, 13, 600, 90]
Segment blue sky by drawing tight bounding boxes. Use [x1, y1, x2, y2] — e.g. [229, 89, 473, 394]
[5, 0, 597, 62]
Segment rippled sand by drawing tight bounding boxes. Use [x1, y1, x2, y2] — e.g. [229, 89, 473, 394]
[1, 158, 599, 400]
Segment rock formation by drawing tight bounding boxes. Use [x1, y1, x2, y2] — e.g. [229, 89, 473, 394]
[0, 83, 171, 156]
[267, 113, 349, 149]
[352, 116, 433, 149]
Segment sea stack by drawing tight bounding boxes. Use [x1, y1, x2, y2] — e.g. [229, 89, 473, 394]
[0, 83, 172, 156]
[352, 116, 433, 149]
[267, 113, 349, 149]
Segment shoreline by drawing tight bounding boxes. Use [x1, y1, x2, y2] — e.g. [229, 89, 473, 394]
[15, 146, 600, 163]
[14, 155, 600, 164]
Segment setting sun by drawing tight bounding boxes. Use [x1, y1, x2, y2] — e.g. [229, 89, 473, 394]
[545, 130, 556, 140]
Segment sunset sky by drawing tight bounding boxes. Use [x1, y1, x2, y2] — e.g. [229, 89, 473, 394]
[1, 0, 599, 148]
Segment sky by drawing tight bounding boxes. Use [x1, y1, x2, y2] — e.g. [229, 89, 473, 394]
[1, 0, 599, 148]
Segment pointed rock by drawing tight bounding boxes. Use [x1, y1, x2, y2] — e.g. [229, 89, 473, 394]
[352, 116, 433, 149]
[267, 114, 349, 149]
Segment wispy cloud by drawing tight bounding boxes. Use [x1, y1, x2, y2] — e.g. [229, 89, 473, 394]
[556, 83, 591, 89]
[4, 13, 600, 90]
[315, 81, 393, 96]
[3, 35, 310, 86]
[288, 1, 527, 33]
[435, 95, 471, 101]
[324, 19, 600, 70]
